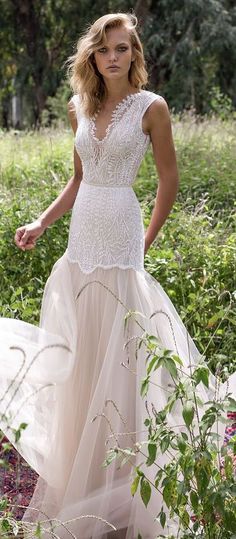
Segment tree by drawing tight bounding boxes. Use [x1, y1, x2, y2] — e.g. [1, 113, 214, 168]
[141, 0, 236, 113]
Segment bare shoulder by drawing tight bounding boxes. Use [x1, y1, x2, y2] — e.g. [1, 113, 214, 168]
[143, 94, 171, 134]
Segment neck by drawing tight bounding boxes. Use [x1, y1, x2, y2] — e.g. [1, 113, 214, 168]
[103, 78, 135, 103]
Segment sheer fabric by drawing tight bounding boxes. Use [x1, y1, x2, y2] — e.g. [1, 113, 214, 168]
[0, 91, 235, 538]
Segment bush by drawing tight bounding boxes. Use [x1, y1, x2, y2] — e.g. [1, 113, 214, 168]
[0, 115, 235, 372]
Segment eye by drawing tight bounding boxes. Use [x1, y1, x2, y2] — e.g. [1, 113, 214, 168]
[97, 47, 107, 53]
[117, 46, 128, 52]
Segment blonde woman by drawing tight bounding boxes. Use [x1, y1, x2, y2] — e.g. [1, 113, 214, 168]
[0, 11, 235, 539]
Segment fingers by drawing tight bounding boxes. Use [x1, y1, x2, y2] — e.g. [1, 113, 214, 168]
[20, 229, 30, 244]
[23, 242, 36, 250]
[17, 240, 36, 251]
[15, 230, 25, 249]
[15, 230, 28, 249]
[14, 227, 36, 250]
[14, 227, 24, 246]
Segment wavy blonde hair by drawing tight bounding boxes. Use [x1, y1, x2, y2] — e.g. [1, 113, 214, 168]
[67, 13, 148, 117]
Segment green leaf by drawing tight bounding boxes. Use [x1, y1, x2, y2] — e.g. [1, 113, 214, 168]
[193, 521, 200, 532]
[227, 397, 236, 412]
[225, 454, 234, 480]
[140, 477, 151, 507]
[180, 509, 190, 529]
[155, 468, 163, 488]
[131, 475, 140, 496]
[155, 410, 167, 425]
[163, 357, 178, 379]
[190, 490, 199, 510]
[0, 498, 8, 510]
[172, 354, 183, 366]
[19, 422, 28, 430]
[200, 368, 209, 388]
[207, 312, 222, 327]
[177, 435, 187, 454]
[147, 442, 157, 466]
[136, 467, 144, 477]
[102, 450, 117, 467]
[194, 366, 209, 388]
[2, 442, 12, 452]
[147, 355, 159, 375]
[0, 459, 9, 469]
[1, 519, 10, 532]
[34, 522, 42, 537]
[160, 436, 170, 453]
[163, 480, 177, 508]
[160, 508, 166, 529]
[141, 377, 150, 397]
[182, 402, 194, 428]
[147, 335, 159, 345]
[194, 456, 211, 494]
[214, 493, 225, 515]
[225, 511, 236, 533]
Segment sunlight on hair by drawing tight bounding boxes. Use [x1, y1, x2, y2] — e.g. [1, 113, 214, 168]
[66, 13, 148, 117]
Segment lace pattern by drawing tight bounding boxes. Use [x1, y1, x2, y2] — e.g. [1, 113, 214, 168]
[89, 92, 142, 144]
[67, 90, 161, 273]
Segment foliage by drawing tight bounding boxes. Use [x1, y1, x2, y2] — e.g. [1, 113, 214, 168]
[137, 115, 236, 374]
[0, 115, 235, 536]
[103, 330, 236, 539]
[142, 0, 236, 114]
[0, 116, 235, 375]
[0, 0, 236, 126]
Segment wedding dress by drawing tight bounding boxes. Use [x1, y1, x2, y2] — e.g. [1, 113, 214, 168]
[0, 90, 235, 539]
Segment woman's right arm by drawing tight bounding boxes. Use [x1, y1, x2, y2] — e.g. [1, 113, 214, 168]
[15, 100, 83, 251]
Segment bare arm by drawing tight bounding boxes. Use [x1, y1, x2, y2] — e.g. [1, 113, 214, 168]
[142, 97, 179, 254]
[15, 100, 83, 250]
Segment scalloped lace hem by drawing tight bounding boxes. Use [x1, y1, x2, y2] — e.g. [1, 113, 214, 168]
[66, 250, 144, 274]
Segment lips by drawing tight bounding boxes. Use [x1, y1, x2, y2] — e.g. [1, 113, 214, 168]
[107, 65, 120, 69]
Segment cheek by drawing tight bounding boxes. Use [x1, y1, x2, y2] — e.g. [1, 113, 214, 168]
[122, 51, 132, 65]
[94, 55, 104, 71]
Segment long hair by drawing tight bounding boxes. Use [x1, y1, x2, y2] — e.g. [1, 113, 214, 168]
[66, 13, 148, 117]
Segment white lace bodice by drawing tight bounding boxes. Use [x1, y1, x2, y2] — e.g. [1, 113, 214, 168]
[67, 90, 160, 273]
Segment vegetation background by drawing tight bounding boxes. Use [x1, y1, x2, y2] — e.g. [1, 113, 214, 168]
[0, 1, 236, 536]
[0, 1, 235, 371]
[0, 0, 236, 128]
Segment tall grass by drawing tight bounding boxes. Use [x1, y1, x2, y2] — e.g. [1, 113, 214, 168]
[0, 115, 235, 373]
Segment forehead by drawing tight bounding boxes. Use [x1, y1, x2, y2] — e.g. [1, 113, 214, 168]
[103, 26, 131, 45]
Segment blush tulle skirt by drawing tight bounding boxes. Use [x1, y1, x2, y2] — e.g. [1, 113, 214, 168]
[0, 252, 235, 538]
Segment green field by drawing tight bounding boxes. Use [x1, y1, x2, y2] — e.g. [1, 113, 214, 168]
[0, 114, 235, 374]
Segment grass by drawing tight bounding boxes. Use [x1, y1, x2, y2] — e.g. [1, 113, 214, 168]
[0, 113, 235, 374]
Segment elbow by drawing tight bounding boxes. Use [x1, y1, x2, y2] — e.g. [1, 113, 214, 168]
[159, 169, 179, 193]
[73, 172, 83, 184]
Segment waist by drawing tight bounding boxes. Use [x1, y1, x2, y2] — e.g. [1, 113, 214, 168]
[81, 179, 132, 188]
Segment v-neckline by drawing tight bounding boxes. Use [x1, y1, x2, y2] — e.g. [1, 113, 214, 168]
[89, 91, 142, 144]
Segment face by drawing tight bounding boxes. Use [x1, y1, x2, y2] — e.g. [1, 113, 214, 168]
[93, 26, 135, 82]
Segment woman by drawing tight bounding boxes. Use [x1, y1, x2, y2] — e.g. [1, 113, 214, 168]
[0, 12, 235, 539]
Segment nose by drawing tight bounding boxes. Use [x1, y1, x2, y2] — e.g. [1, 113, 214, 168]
[108, 50, 118, 63]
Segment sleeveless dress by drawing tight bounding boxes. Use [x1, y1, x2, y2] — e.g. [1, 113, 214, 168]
[0, 90, 235, 538]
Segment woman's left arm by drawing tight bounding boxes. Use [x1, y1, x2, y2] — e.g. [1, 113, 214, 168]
[143, 97, 179, 254]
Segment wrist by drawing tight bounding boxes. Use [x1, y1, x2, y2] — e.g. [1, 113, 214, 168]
[144, 236, 151, 254]
[38, 216, 48, 231]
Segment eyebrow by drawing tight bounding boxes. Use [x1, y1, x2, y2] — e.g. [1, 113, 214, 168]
[99, 41, 129, 47]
